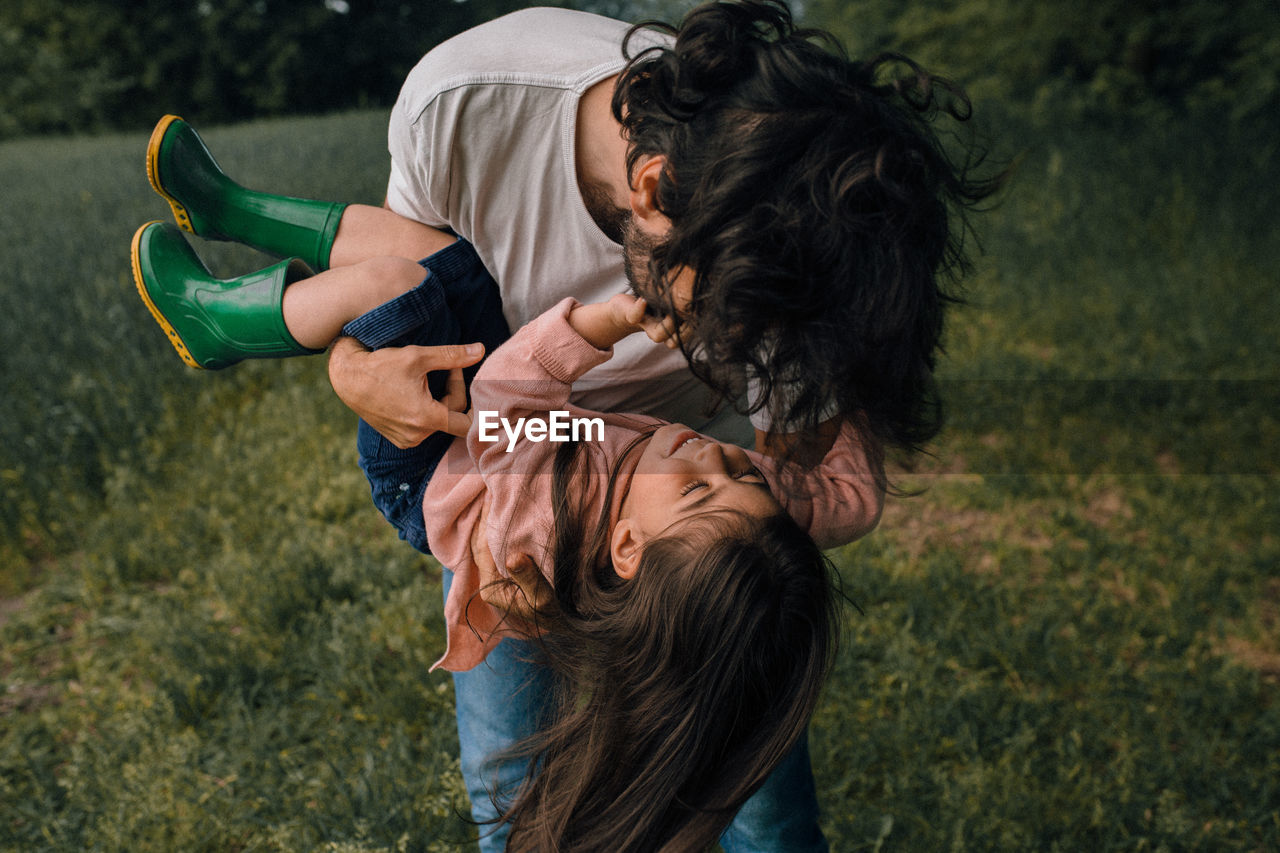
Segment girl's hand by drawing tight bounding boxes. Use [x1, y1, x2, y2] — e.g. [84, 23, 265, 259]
[570, 294, 681, 350]
[609, 294, 680, 349]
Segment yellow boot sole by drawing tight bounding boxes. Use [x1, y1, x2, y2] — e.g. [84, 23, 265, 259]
[130, 221, 203, 369]
[146, 114, 198, 235]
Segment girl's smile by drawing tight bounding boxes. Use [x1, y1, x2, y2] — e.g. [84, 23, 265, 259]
[615, 424, 782, 554]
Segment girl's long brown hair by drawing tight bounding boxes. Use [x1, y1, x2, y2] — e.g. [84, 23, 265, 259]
[490, 437, 840, 851]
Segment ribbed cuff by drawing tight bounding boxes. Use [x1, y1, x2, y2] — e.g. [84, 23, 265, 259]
[341, 272, 447, 350]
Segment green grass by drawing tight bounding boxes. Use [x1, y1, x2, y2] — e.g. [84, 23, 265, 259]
[2, 107, 1278, 850]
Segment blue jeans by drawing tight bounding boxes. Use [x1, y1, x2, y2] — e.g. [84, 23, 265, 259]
[444, 570, 829, 852]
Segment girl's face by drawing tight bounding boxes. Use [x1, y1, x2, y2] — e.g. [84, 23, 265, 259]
[616, 424, 781, 554]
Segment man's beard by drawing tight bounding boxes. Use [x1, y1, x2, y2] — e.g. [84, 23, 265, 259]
[580, 177, 628, 244]
[579, 177, 669, 309]
[621, 215, 664, 305]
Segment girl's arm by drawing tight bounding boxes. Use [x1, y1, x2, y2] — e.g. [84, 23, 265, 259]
[466, 294, 666, 432]
[464, 297, 650, 581]
[752, 420, 885, 550]
[565, 293, 671, 350]
[467, 300, 616, 428]
[572, 294, 884, 549]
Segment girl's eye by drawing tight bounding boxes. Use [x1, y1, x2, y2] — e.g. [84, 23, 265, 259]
[733, 467, 766, 482]
[679, 480, 708, 496]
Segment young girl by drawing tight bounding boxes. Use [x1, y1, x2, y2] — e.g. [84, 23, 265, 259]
[132, 122, 882, 851]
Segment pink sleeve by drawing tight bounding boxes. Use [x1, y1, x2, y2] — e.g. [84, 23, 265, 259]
[752, 421, 884, 550]
[465, 298, 613, 578]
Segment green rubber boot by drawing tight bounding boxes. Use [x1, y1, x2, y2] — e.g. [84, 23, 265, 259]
[130, 221, 322, 370]
[146, 114, 347, 271]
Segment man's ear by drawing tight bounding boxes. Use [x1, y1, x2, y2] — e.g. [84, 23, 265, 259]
[627, 154, 672, 236]
[610, 518, 645, 580]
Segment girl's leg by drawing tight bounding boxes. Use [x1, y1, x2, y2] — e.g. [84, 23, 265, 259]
[328, 204, 456, 269]
[282, 255, 429, 348]
[147, 115, 453, 272]
[131, 220, 426, 369]
[148, 115, 345, 271]
[340, 240, 508, 556]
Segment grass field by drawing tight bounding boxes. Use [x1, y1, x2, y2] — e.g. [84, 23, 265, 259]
[1, 107, 1278, 851]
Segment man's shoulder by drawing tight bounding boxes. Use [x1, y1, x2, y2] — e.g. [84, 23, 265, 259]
[466, 6, 631, 43]
[403, 8, 633, 100]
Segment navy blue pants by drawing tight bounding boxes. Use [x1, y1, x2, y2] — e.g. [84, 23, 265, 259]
[341, 237, 509, 555]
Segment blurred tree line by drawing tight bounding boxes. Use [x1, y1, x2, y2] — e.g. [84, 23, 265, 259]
[1, 0, 1275, 138]
[0, 0, 534, 139]
[807, 0, 1279, 125]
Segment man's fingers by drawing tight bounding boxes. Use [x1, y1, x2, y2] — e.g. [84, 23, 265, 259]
[441, 407, 473, 438]
[506, 553, 537, 575]
[436, 362, 472, 437]
[506, 553, 550, 609]
[328, 338, 486, 448]
[442, 367, 467, 412]
[410, 342, 485, 371]
[472, 498, 503, 593]
[473, 500, 548, 624]
[416, 347, 481, 439]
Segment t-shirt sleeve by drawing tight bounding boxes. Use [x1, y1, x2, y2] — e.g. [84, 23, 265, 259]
[746, 370, 841, 431]
[385, 85, 450, 228]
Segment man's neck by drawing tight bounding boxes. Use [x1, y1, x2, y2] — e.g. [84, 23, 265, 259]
[575, 74, 631, 243]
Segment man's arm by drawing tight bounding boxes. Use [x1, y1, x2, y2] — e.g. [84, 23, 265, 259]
[328, 337, 483, 448]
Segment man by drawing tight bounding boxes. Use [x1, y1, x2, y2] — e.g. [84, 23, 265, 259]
[152, 2, 996, 847]
[327, 1, 1002, 848]
[329, 0, 996, 468]
[328, 8, 838, 849]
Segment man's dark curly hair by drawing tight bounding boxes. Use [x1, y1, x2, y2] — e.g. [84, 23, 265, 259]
[613, 0, 1003, 467]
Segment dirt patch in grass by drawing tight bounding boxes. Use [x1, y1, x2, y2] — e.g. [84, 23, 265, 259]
[1216, 578, 1280, 681]
[1220, 637, 1280, 678]
[1, 591, 75, 716]
[1082, 485, 1134, 529]
[878, 491, 1062, 577]
[0, 593, 24, 629]
[1, 680, 61, 716]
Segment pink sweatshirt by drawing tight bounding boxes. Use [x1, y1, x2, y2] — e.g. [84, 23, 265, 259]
[422, 298, 883, 671]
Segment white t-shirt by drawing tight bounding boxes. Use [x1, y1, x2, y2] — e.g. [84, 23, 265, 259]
[385, 7, 746, 434]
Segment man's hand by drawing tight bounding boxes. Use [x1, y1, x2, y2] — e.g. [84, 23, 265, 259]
[472, 498, 552, 627]
[328, 337, 482, 448]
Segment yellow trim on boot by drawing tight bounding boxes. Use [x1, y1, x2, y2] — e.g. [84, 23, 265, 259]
[146, 115, 196, 235]
[130, 221, 204, 370]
